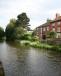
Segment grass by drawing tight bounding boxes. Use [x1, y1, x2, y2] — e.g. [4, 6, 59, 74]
[30, 41, 61, 52]
[19, 40, 61, 52]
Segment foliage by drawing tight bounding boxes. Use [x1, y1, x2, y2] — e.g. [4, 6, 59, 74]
[16, 12, 30, 28]
[18, 32, 31, 40]
[31, 36, 39, 41]
[0, 27, 5, 39]
[32, 29, 37, 36]
[5, 12, 30, 41]
[5, 19, 16, 40]
[47, 31, 56, 38]
[14, 27, 26, 40]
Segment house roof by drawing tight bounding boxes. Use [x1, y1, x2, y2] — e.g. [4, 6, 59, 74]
[36, 14, 61, 28]
[37, 22, 50, 28]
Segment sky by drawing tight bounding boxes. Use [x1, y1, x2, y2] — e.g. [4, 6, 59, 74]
[0, 0, 61, 29]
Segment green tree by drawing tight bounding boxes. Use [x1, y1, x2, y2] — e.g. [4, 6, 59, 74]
[0, 27, 5, 39]
[5, 12, 30, 41]
[16, 12, 30, 28]
[5, 19, 16, 40]
[15, 12, 30, 40]
[14, 27, 26, 40]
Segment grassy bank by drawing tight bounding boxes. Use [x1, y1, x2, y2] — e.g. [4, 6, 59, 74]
[17, 40, 61, 52]
[30, 41, 61, 52]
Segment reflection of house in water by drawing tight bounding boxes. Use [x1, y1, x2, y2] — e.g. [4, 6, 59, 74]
[0, 61, 5, 76]
[35, 13, 61, 39]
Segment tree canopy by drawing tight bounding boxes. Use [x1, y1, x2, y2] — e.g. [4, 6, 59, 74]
[16, 12, 30, 28]
[5, 12, 30, 41]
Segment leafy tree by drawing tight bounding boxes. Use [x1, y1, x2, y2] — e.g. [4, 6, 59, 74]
[16, 12, 30, 28]
[5, 12, 30, 41]
[5, 19, 16, 40]
[14, 27, 26, 40]
[0, 27, 5, 39]
[20, 32, 32, 40]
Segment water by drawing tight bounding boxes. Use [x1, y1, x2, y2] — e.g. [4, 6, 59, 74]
[0, 41, 61, 76]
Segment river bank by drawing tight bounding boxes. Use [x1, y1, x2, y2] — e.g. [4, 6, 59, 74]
[19, 40, 61, 52]
[31, 42, 61, 52]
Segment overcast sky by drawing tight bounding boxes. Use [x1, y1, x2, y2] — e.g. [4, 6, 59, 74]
[0, 0, 61, 29]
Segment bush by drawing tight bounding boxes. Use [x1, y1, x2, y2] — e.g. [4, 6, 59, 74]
[31, 36, 39, 41]
[47, 31, 56, 38]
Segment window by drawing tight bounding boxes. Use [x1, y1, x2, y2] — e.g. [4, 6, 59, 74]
[58, 22, 60, 25]
[52, 28, 55, 31]
[57, 27, 60, 32]
[40, 28, 42, 33]
[47, 27, 49, 31]
[43, 27, 45, 31]
[56, 33, 61, 38]
[52, 23, 55, 26]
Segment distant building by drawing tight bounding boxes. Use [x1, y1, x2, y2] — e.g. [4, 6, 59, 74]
[36, 13, 61, 39]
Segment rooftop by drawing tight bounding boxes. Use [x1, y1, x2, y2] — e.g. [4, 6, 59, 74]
[37, 13, 61, 28]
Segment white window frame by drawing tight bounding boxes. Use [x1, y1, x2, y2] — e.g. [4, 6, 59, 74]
[56, 33, 61, 38]
[52, 28, 55, 32]
[57, 27, 60, 32]
[43, 27, 45, 31]
[52, 23, 55, 26]
[58, 22, 61, 25]
[47, 27, 49, 31]
[40, 28, 42, 33]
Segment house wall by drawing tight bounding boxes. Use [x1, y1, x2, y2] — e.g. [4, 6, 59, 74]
[50, 21, 61, 32]
[36, 20, 61, 39]
[36, 14, 61, 39]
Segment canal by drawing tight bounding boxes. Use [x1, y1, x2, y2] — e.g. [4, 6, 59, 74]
[0, 41, 61, 76]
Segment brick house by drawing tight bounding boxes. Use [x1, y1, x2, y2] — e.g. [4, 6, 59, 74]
[36, 13, 61, 39]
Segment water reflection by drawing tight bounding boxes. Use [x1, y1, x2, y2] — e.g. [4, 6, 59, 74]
[0, 42, 61, 76]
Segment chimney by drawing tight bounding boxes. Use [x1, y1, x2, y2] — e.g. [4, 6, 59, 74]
[55, 13, 60, 19]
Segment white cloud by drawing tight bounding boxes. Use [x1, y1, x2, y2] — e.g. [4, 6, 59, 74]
[0, 0, 61, 29]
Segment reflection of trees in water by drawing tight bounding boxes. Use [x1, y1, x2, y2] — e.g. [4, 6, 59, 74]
[16, 46, 30, 62]
[6, 41, 30, 48]
[0, 61, 5, 76]
[47, 51, 61, 62]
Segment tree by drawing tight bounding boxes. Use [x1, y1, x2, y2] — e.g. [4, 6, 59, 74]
[16, 12, 30, 28]
[14, 27, 26, 40]
[0, 27, 5, 39]
[15, 12, 30, 40]
[5, 19, 16, 40]
[5, 12, 30, 41]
